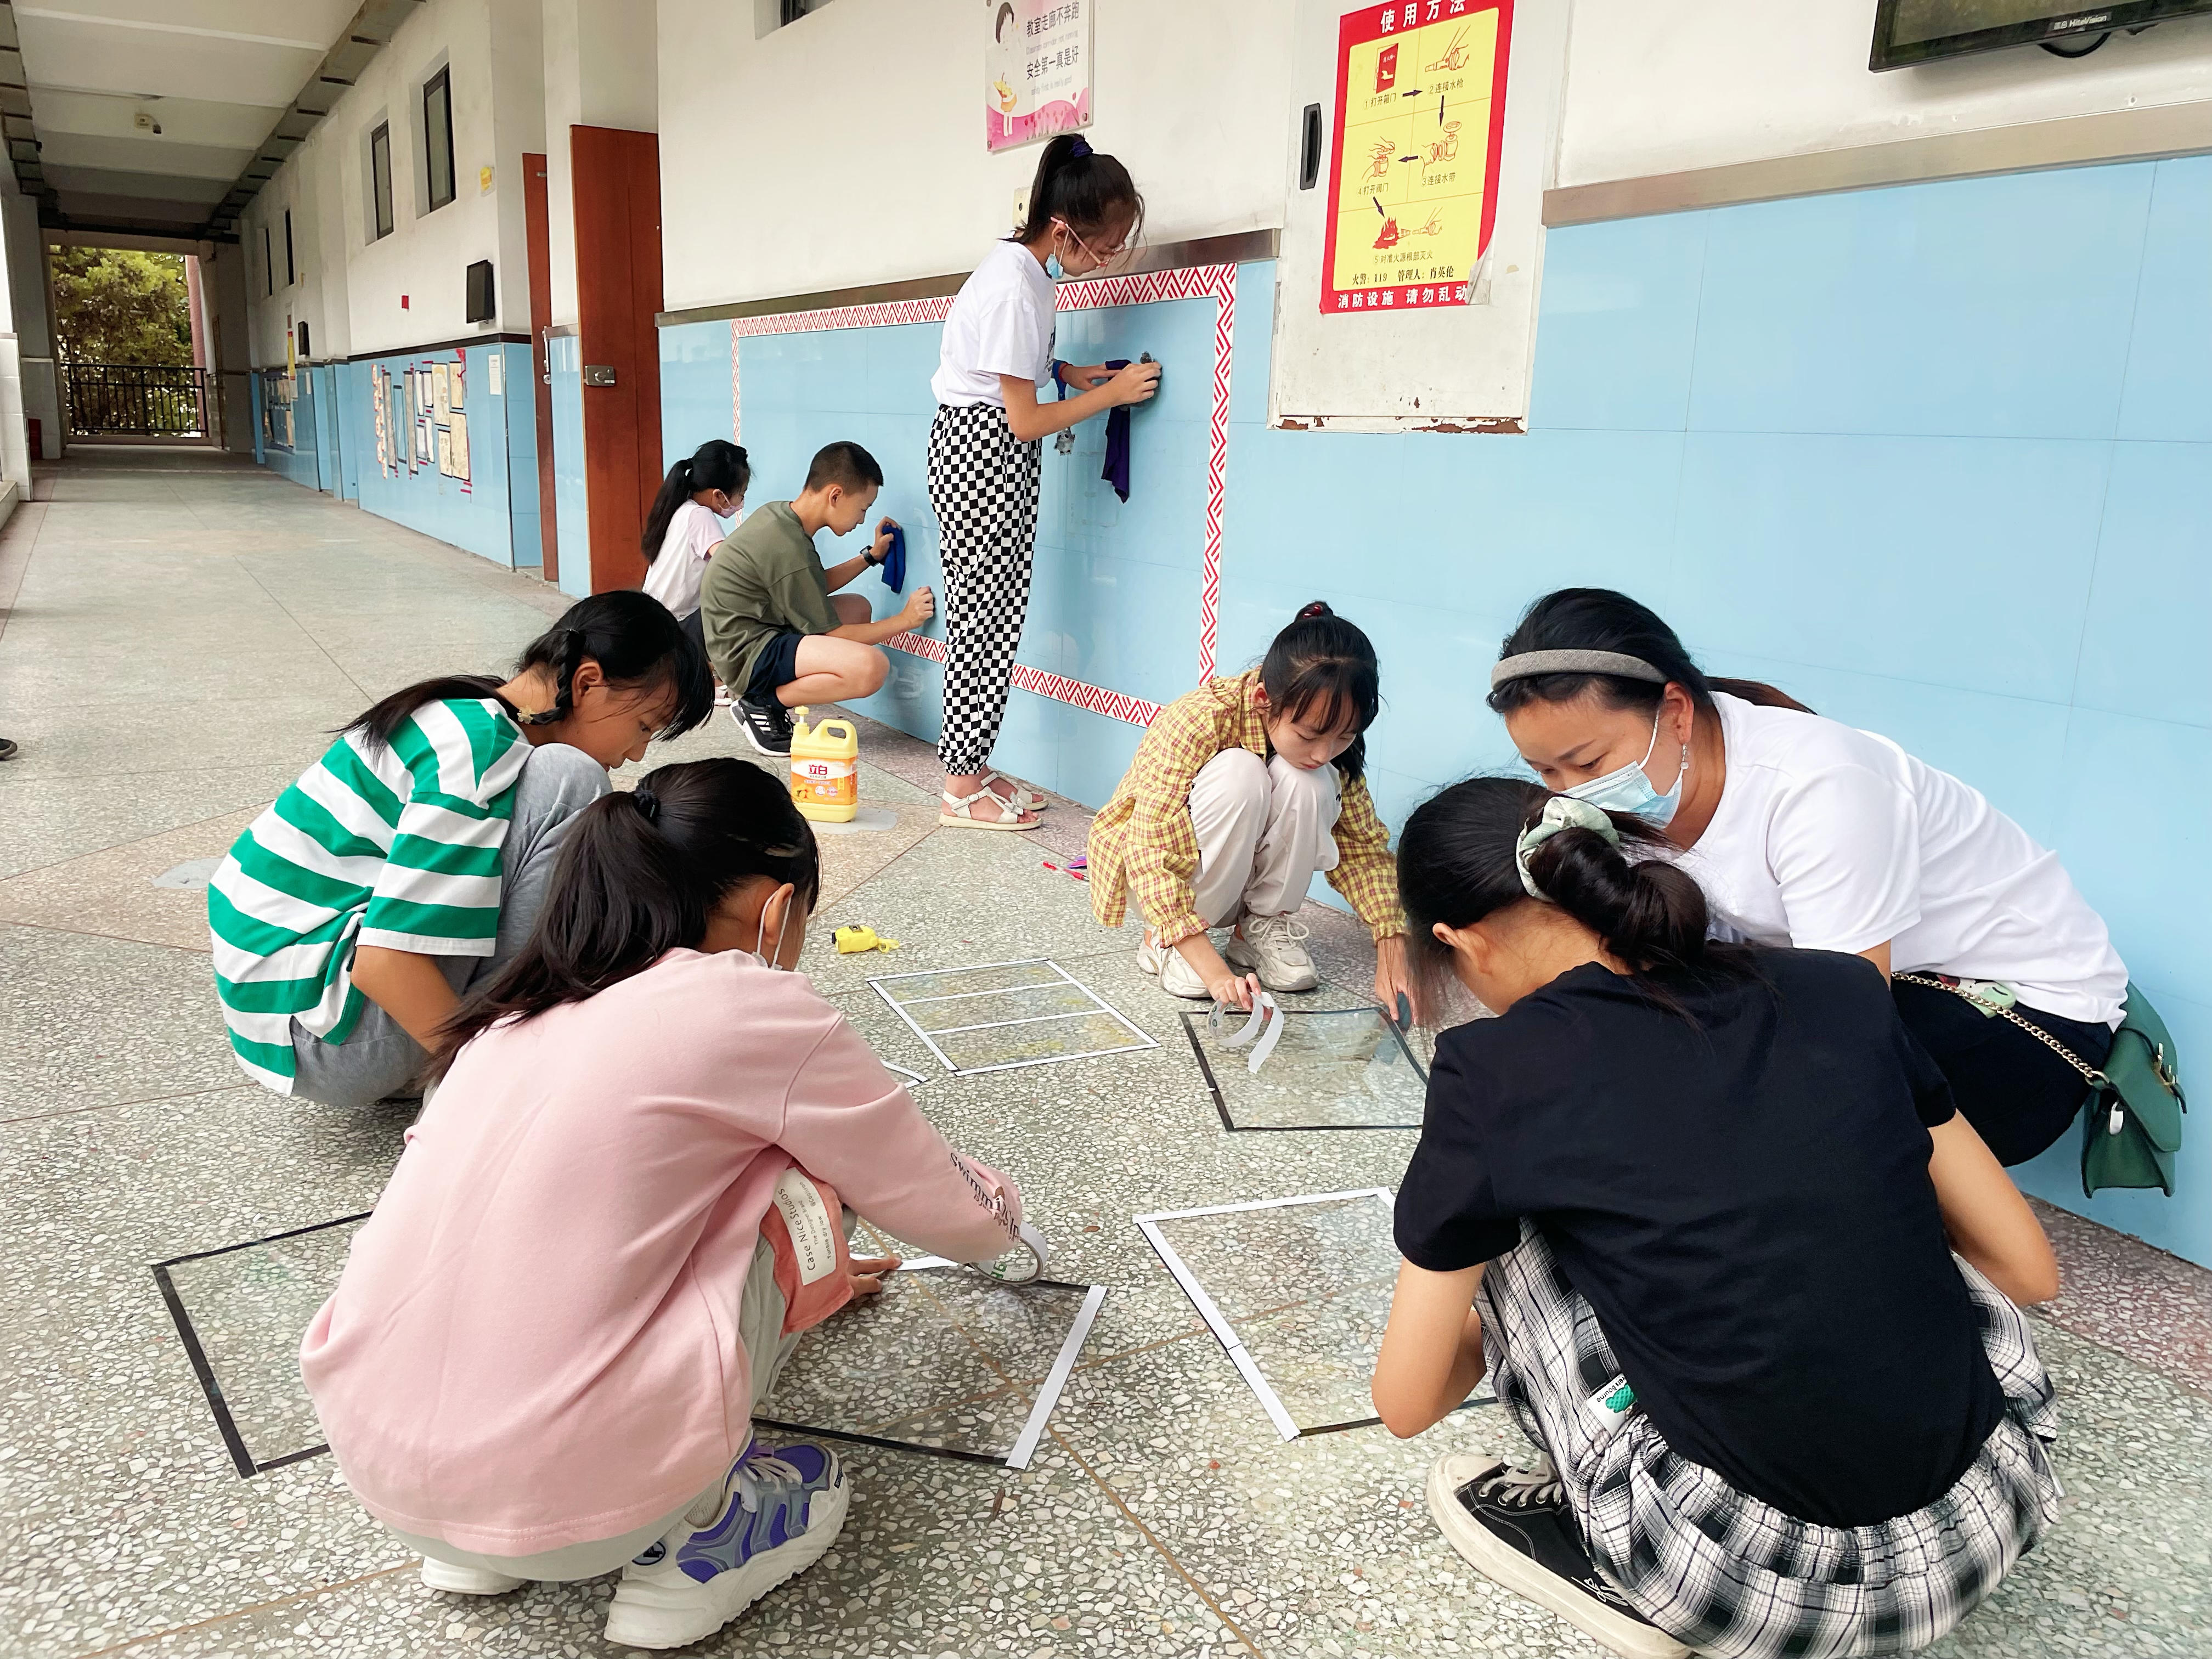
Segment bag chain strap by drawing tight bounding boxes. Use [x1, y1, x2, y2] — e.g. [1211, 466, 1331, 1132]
[1895, 973, 2112, 1091]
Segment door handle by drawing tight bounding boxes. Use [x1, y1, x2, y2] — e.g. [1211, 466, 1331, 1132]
[583, 365, 617, 387]
[1299, 103, 1323, 190]
[540, 325, 552, 386]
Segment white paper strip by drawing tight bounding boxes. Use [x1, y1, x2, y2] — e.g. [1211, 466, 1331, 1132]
[1005, 1283, 1107, 1469]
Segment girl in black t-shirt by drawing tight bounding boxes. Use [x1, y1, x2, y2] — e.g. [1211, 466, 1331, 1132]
[1373, 780, 2064, 1659]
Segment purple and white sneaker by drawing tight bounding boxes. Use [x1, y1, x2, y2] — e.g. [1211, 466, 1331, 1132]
[602, 1436, 849, 1650]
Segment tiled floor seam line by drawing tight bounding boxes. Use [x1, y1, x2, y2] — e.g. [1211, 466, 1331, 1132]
[0, 800, 282, 882]
[0, 917, 215, 957]
[1050, 1429, 1269, 1657]
[229, 556, 374, 704]
[0, 500, 52, 644]
[67, 1561, 419, 1659]
[0, 1080, 246, 1127]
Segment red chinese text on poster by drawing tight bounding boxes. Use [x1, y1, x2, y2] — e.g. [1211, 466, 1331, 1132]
[1321, 0, 1512, 317]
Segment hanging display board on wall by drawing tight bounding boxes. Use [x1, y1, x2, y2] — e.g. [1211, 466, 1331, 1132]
[1320, 0, 1510, 316]
[985, 0, 1092, 152]
[1272, 0, 1566, 433]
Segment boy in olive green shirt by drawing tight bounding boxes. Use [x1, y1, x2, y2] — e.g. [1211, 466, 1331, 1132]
[701, 440, 934, 757]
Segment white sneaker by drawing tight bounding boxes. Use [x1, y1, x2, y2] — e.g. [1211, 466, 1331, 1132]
[603, 1437, 849, 1650]
[1139, 936, 1215, 998]
[1224, 913, 1317, 992]
[419, 1556, 525, 1596]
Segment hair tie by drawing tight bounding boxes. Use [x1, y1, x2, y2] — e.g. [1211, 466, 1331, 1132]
[1068, 136, 1092, 159]
[632, 787, 660, 824]
[1515, 796, 1619, 902]
[1297, 601, 1331, 620]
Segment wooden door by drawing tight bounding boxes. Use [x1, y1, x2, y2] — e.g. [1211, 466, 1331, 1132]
[569, 125, 663, 594]
[524, 150, 560, 585]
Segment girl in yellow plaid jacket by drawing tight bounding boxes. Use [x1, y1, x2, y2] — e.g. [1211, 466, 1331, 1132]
[1086, 602, 1412, 1013]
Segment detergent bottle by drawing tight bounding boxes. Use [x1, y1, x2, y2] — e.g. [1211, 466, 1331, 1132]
[788, 708, 860, 823]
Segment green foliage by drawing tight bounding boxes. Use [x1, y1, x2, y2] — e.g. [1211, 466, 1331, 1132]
[50, 246, 194, 367]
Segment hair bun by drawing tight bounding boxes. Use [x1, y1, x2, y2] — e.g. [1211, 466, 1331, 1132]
[1296, 601, 1333, 620]
[631, 787, 660, 823]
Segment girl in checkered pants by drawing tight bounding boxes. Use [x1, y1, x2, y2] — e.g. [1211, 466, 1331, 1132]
[1374, 779, 2063, 1659]
[923, 133, 1160, 830]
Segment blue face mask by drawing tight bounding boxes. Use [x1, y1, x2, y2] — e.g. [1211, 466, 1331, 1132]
[1044, 253, 1066, 280]
[1564, 709, 1688, 826]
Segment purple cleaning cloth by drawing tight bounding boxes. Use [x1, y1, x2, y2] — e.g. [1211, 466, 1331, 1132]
[1099, 359, 1132, 503]
[1053, 360, 1136, 503]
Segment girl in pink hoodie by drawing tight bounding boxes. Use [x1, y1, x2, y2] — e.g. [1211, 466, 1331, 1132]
[301, 758, 1029, 1650]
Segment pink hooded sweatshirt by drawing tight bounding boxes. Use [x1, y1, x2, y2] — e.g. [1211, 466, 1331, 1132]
[300, 949, 1022, 1556]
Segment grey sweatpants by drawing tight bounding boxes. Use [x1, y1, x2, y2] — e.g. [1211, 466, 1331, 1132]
[288, 742, 610, 1109]
[393, 1226, 816, 1582]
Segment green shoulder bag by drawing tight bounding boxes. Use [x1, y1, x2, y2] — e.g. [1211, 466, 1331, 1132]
[1898, 976, 2186, 1197]
[2079, 984, 2187, 1199]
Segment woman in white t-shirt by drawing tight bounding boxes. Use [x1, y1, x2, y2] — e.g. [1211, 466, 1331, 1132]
[1487, 588, 2126, 1167]
[925, 134, 1161, 831]
[641, 439, 748, 660]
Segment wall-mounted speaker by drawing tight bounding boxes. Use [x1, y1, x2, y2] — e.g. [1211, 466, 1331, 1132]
[465, 259, 495, 323]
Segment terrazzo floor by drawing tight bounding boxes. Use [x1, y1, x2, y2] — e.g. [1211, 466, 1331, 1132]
[1, 450, 2208, 1659]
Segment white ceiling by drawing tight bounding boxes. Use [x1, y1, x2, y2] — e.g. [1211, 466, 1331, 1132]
[9, 0, 370, 238]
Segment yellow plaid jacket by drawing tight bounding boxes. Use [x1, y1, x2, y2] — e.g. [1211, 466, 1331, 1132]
[1086, 669, 1405, 950]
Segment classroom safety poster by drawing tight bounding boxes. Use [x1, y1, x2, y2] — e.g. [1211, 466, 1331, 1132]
[985, 0, 1091, 152]
[1321, 0, 1511, 315]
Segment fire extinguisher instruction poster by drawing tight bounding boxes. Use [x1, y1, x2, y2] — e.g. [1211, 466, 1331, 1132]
[1321, 0, 1511, 315]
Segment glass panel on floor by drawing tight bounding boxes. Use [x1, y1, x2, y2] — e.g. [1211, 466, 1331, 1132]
[1182, 1006, 1427, 1130]
[159, 1217, 363, 1470]
[754, 1268, 1098, 1464]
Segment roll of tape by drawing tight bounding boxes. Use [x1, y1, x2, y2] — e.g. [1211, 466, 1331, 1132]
[973, 1220, 1049, 1285]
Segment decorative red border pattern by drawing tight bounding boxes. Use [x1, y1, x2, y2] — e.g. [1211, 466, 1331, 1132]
[728, 263, 1236, 724]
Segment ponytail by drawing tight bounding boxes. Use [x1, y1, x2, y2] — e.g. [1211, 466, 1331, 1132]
[339, 590, 713, 749]
[1397, 776, 1747, 1023]
[1258, 600, 1380, 781]
[642, 439, 750, 562]
[430, 758, 819, 1076]
[1009, 133, 1144, 251]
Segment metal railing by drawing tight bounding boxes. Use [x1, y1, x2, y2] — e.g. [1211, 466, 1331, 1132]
[61, 363, 210, 437]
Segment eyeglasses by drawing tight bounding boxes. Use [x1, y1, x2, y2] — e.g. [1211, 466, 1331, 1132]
[1053, 218, 1128, 265]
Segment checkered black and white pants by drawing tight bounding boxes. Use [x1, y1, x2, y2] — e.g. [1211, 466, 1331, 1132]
[927, 402, 1042, 776]
[1477, 1225, 2062, 1659]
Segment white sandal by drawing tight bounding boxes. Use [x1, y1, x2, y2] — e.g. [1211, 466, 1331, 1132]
[939, 786, 1041, 832]
[977, 769, 1048, 812]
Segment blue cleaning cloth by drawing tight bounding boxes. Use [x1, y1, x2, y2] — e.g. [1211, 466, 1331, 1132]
[1051, 360, 1136, 503]
[878, 523, 906, 592]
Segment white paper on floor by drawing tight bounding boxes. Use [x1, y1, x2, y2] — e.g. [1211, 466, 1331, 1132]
[870, 958, 1157, 1075]
[151, 856, 224, 889]
[1137, 1188, 1493, 1439]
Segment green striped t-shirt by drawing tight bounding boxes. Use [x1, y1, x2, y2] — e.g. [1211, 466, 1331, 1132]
[209, 697, 530, 1092]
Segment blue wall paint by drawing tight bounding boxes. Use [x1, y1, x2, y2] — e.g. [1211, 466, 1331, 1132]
[661, 154, 2212, 1263]
[550, 334, 589, 598]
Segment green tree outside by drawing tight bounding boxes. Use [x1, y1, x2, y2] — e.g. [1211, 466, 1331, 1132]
[49, 246, 193, 366]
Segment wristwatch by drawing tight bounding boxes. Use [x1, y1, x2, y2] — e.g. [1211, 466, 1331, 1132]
[864, 542, 883, 567]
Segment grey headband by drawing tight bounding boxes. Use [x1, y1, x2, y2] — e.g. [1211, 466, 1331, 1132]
[1489, 648, 1668, 691]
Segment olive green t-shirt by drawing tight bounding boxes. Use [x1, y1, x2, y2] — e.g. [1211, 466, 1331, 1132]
[698, 501, 839, 694]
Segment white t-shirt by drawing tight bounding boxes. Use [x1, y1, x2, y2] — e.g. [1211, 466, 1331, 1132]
[929, 240, 1056, 408]
[640, 499, 728, 619]
[1678, 693, 2126, 1026]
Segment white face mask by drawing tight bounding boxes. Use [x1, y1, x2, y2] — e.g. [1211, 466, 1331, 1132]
[753, 888, 794, 970]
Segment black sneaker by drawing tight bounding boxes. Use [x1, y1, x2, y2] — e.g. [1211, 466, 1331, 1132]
[731, 697, 792, 758]
[1426, 1453, 1689, 1659]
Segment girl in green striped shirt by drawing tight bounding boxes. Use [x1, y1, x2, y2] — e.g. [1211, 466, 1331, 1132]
[210, 591, 713, 1107]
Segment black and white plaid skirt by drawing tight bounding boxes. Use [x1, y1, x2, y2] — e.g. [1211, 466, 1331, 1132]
[1477, 1226, 2062, 1659]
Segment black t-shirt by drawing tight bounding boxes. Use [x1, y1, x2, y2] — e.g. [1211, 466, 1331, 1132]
[1395, 947, 2006, 1529]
